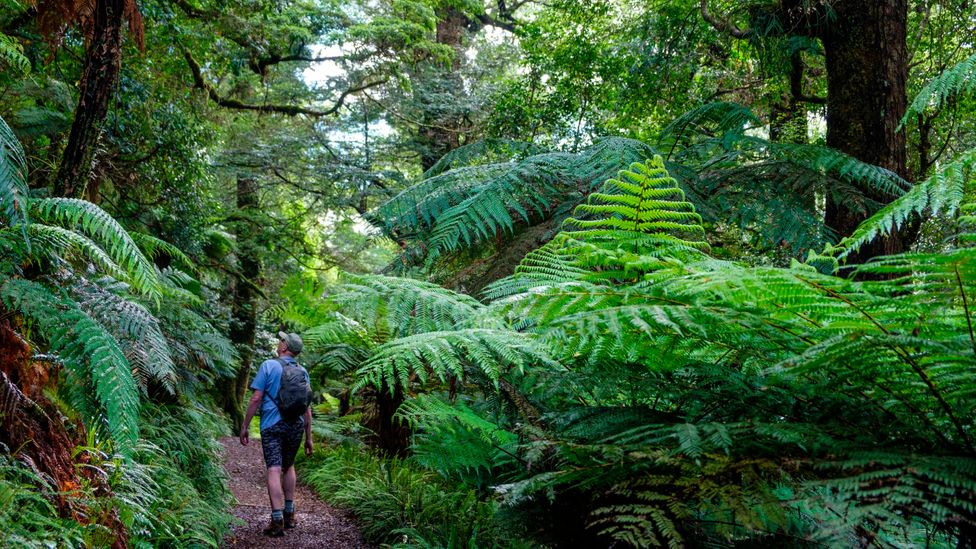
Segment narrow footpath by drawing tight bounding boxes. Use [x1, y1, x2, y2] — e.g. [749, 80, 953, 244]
[219, 436, 368, 548]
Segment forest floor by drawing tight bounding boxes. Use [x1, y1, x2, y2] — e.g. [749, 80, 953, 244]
[219, 436, 368, 548]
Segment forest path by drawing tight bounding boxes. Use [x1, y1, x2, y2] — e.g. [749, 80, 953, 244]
[219, 436, 368, 549]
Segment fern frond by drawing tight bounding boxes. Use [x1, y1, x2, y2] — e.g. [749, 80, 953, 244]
[490, 156, 711, 295]
[658, 101, 761, 152]
[902, 53, 976, 127]
[72, 277, 178, 394]
[1, 279, 140, 454]
[370, 138, 658, 269]
[829, 149, 976, 260]
[354, 329, 558, 391]
[0, 33, 29, 76]
[30, 198, 162, 297]
[129, 232, 196, 273]
[0, 115, 30, 243]
[324, 273, 483, 339]
[421, 138, 548, 179]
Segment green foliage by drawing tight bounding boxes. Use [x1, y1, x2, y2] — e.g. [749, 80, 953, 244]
[369, 137, 659, 269]
[829, 149, 976, 261]
[1, 279, 141, 455]
[301, 446, 524, 547]
[0, 453, 88, 548]
[30, 198, 162, 298]
[0, 33, 29, 76]
[903, 52, 976, 127]
[357, 328, 556, 390]
[0, 115, 30, 242]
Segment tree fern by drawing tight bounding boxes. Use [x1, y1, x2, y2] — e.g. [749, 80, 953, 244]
[369, 138, 659, 269]
[488, 156, 710, 297]
[1, 279, 140, 455]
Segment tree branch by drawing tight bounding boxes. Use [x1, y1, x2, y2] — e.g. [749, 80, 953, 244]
[700, 0, 751, 39]
[183, 49, 385, 116]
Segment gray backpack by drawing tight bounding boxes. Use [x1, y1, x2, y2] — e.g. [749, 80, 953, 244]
[274, 358, 313, 421]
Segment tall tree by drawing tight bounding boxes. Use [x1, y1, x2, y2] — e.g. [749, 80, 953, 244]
[701, 0, 911, 261]
[38, 0, 143, 198]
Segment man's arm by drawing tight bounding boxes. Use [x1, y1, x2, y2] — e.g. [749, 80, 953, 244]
[240, 389, 263, 446]
[303, 405, 314, 455]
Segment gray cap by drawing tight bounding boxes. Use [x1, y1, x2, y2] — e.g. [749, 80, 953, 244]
[278, 331, 303, 355]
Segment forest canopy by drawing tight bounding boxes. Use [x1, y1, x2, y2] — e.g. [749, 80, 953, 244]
[2, 0, 976, 547]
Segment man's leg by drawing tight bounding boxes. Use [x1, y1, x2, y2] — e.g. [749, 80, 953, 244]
[267, 466, 285, 510]
[260, 425, 286, 536]
[281, 420, 304, 528]
[283, 465, 296, 502]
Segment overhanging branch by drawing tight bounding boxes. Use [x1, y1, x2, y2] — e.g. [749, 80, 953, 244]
[183, 49, 386, 117]
[700, 0, 751, 39]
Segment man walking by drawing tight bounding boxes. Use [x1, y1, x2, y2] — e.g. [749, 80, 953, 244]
[240, 331, 314, 537]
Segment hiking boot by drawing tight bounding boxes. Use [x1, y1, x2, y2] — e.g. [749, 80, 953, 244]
[284, 511, 297, 528]
[263, 518, 285, 537]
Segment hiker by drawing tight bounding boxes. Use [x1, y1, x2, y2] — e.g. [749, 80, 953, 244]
[240, 331, 314, 537]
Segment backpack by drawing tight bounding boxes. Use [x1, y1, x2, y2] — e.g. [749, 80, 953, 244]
[274, 358, 313, 421]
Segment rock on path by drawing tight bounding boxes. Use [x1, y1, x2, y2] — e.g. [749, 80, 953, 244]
[219, 436, 368, 549]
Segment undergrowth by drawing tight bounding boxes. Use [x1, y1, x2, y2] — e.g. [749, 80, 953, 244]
[299, 444, 532, 548]
[0, 403, 234, 548]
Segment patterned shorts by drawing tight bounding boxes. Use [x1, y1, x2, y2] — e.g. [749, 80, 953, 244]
[260, 418, 305, 469]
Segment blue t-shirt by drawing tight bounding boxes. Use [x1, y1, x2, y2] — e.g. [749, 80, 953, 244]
[250, 356, 310, 431]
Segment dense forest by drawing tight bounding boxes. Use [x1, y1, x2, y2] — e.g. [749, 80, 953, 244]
[2, 0, 976, 547]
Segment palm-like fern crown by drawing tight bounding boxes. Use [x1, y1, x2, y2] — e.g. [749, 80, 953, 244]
[490, 156, 710, 297]
[564, 156, 710, 253]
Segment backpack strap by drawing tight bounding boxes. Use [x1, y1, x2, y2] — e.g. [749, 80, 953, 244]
[271, 357, 292, 407]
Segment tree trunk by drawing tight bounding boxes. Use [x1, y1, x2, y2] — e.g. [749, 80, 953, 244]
[53, 0, 126, 198]
[418, 7, 466, 171]
[223, 175, 261, 432]
[822, 0, 909, 262]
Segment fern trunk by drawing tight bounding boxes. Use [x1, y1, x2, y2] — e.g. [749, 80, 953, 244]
[822, 0, 911, 261]
[52, 0, 126, 199]
[223, 175, 261, 432]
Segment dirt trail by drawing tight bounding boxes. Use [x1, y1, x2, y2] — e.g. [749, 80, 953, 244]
[219, 436, 367, 549]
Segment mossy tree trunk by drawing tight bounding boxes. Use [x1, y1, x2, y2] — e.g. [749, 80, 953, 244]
[822, 0, 911, 261]
[53, 0, 126, 198]
[223, 175, 261, 432]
